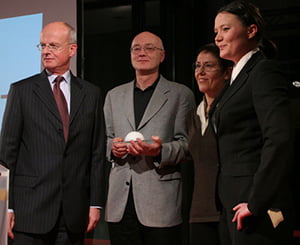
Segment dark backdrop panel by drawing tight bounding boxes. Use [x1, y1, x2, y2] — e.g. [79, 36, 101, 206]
[82, 0, 300, 244]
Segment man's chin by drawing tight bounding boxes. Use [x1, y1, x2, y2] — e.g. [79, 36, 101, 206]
[43, 66, 56, 74]
[43, 63, 56, 70]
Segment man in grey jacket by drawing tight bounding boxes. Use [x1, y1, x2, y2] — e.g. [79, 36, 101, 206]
[103, 31, 195, 245]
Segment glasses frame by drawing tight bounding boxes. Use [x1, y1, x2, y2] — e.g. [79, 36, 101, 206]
[130, 44, 164, 55]
[193, 62, 220, 72]
[36, 43, 72, 52]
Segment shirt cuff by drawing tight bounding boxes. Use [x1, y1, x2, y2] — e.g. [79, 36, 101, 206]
[90, 206, 102, 209]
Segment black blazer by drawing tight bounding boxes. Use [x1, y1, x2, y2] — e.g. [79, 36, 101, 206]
[211, 52, 294, 216]
[0, 70, 106, 233]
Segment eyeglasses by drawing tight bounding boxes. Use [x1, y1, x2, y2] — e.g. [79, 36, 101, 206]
[130, 44, 164, 54]
[193, 63, 220, 72]
[36, 43, 70, 52]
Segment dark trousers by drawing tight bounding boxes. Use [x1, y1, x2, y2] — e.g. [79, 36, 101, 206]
[108, 186, 182, 245]
[219, 208, 293, 245]
[11, 211, 84, 245]
[189, 222, 220, 245]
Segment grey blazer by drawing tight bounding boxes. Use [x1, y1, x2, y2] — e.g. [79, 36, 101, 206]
[104, 75, 195, 227]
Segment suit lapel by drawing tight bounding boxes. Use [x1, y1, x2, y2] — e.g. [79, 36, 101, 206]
[137, 77, 168, 130]
[216, 52, 264, 110]
[33, 71, 61, 121]
[69, 74, 85, 125]
[124, 82, 136, 130]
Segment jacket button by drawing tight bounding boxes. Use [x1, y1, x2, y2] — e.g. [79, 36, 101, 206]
[125, 181, 130, 186]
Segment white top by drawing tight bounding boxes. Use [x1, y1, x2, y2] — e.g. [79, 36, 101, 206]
[230, 48, 259, 85]
[196, 99, 209, 136]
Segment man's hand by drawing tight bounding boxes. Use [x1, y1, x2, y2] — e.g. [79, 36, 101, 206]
[127, 136, 162, 156]
[7, 212, 15, 239]
[86, 207, 101, 233]
[111, 137, 128, 158]
[232, 203, 253, 230]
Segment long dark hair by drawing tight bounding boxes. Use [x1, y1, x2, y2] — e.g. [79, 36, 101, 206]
[218, 0, 277, 58]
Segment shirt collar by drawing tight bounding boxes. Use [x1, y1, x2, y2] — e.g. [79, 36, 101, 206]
[134, 75, 160, 91]
[231, 48, 259, 84]
[46, 70, 71, 85]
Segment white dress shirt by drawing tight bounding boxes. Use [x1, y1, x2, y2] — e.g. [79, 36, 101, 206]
[230, 48, 259, 85]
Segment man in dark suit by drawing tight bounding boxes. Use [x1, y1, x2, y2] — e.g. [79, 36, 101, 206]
[0, 22, 105, 244]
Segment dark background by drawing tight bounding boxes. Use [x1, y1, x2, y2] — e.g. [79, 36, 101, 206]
[79, 0, 300, 244]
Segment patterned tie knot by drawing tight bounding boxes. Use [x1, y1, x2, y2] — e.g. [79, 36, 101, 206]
[55, 76, 64, 85]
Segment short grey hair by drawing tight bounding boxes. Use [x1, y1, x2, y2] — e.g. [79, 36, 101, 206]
[63, 22, 77, 44]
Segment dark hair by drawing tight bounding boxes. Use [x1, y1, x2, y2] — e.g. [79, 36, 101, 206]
[196, 43, 233, 71]
[218, 0, 277, 58]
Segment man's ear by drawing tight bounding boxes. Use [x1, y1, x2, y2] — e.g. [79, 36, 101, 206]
[69, 43, 78, 57]
[160, 50, 166, 63]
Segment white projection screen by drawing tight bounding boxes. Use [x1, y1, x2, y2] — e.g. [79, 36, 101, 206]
[0, 0, 78, 126]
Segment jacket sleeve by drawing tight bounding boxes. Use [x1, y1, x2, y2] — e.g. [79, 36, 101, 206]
[160, 86, 196, 166]
[247, 59, 294, 215]
[89, 87, 107, 207]
[0, 84, 23, 209]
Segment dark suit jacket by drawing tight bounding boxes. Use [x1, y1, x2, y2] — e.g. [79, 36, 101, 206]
[0, 70, 106, 234]
[211, 52, 294, 216]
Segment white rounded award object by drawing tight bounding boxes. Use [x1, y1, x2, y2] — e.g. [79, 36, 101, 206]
[124, 131, 145, 142]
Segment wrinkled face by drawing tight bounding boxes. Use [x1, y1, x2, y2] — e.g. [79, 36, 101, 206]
[130, 32, 165, 75]
[40, 22, 77, 75]
[214, 12, 256, 64]
[195, 51, 230, 97]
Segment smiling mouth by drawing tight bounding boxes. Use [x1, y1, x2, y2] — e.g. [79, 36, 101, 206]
[219, 45, 226, 50]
